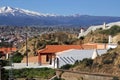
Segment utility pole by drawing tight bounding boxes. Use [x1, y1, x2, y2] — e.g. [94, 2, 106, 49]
[0, 65, 1, 80]
[9, 42, 13, 80]
[9, 54, 13, 80]
[25, 33, 28, 66]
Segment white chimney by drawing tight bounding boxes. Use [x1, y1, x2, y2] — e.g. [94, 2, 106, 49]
[78, 28, 84, 38]
[6, 53, 9, 59]
[108, 35, 112, 44]
[92, 49, 99, 59]
[80, 28, 84, 34]
[103, 22, 106, 29]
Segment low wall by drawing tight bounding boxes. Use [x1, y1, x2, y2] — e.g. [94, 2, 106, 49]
[56, 69, 119, 80]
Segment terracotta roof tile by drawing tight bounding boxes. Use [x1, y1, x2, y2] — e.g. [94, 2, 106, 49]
[38, 44, 97, 54]
[38, 45, 83, 54]
[0, 47, 17, 54]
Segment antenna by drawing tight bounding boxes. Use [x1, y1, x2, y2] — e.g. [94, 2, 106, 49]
[0, 65, 1, 80]
[25, 33, 28, 66]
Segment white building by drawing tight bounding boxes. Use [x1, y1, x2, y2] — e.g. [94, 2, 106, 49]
[53, 49, 107, 68]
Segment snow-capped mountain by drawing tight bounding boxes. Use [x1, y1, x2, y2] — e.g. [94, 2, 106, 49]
[0, 6, 120, 26]
[0, 6, 57, 17]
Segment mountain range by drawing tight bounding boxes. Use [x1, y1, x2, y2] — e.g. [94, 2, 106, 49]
[0, 6, 120, 27]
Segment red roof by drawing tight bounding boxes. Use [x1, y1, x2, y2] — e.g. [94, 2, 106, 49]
[0, 47, 17, 54]
[38, 44, 97, 54]
[38, 45, 83, 54]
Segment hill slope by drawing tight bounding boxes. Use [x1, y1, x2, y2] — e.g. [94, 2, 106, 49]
[71, 26, 120, 77]
[83, 25, 120, 43]
[71, 45, 120, 77]
[19, 32, 78, 56]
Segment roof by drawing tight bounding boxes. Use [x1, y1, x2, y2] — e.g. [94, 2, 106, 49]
[38, 45, 83, 54]
[0, 47, 17, 54]
[56, 49, 106, 57]
[38, 44, 97, 54]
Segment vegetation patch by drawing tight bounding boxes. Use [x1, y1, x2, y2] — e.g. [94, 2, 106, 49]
[60, 64, 73, 70]
[54, 77, 65, 80]
[112, 76, 119, 80]
[100, 25, 120, 36]
[12, 51, 24, 63]
[4, 68, 55, 79]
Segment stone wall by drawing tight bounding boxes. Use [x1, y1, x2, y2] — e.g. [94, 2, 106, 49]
[56, 70, 118, 80]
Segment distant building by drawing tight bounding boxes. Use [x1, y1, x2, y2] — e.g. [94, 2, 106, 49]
[0, 47, 17, 59]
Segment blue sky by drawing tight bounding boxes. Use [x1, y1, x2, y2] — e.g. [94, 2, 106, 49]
[0, 0, 120, 16]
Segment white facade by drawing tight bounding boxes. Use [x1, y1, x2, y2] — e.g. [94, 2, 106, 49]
[53, 49, 107, 68]
[92, 49, 99, 59]
[108, 35, 112, 44]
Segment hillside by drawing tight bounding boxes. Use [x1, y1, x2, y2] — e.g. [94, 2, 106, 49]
[63, 26, 120, 77]
[80, 21, 120, 37]
[18, 25, 120, 56]
[84, 25, 120, 43]
[19, 32, 78, 56]
[71, 44, 120, 77]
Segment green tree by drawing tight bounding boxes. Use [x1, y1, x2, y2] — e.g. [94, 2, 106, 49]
[12, 51, 24, 63]
[60, 64, 73, 70]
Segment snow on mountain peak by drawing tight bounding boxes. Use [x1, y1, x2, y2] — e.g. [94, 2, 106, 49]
[0, 6, 57, 17]
[0, 6, 13, 12]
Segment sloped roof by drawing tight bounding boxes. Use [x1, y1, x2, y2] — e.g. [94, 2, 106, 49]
[38, 45, 83, 54]
[38, 44, 97, 54]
